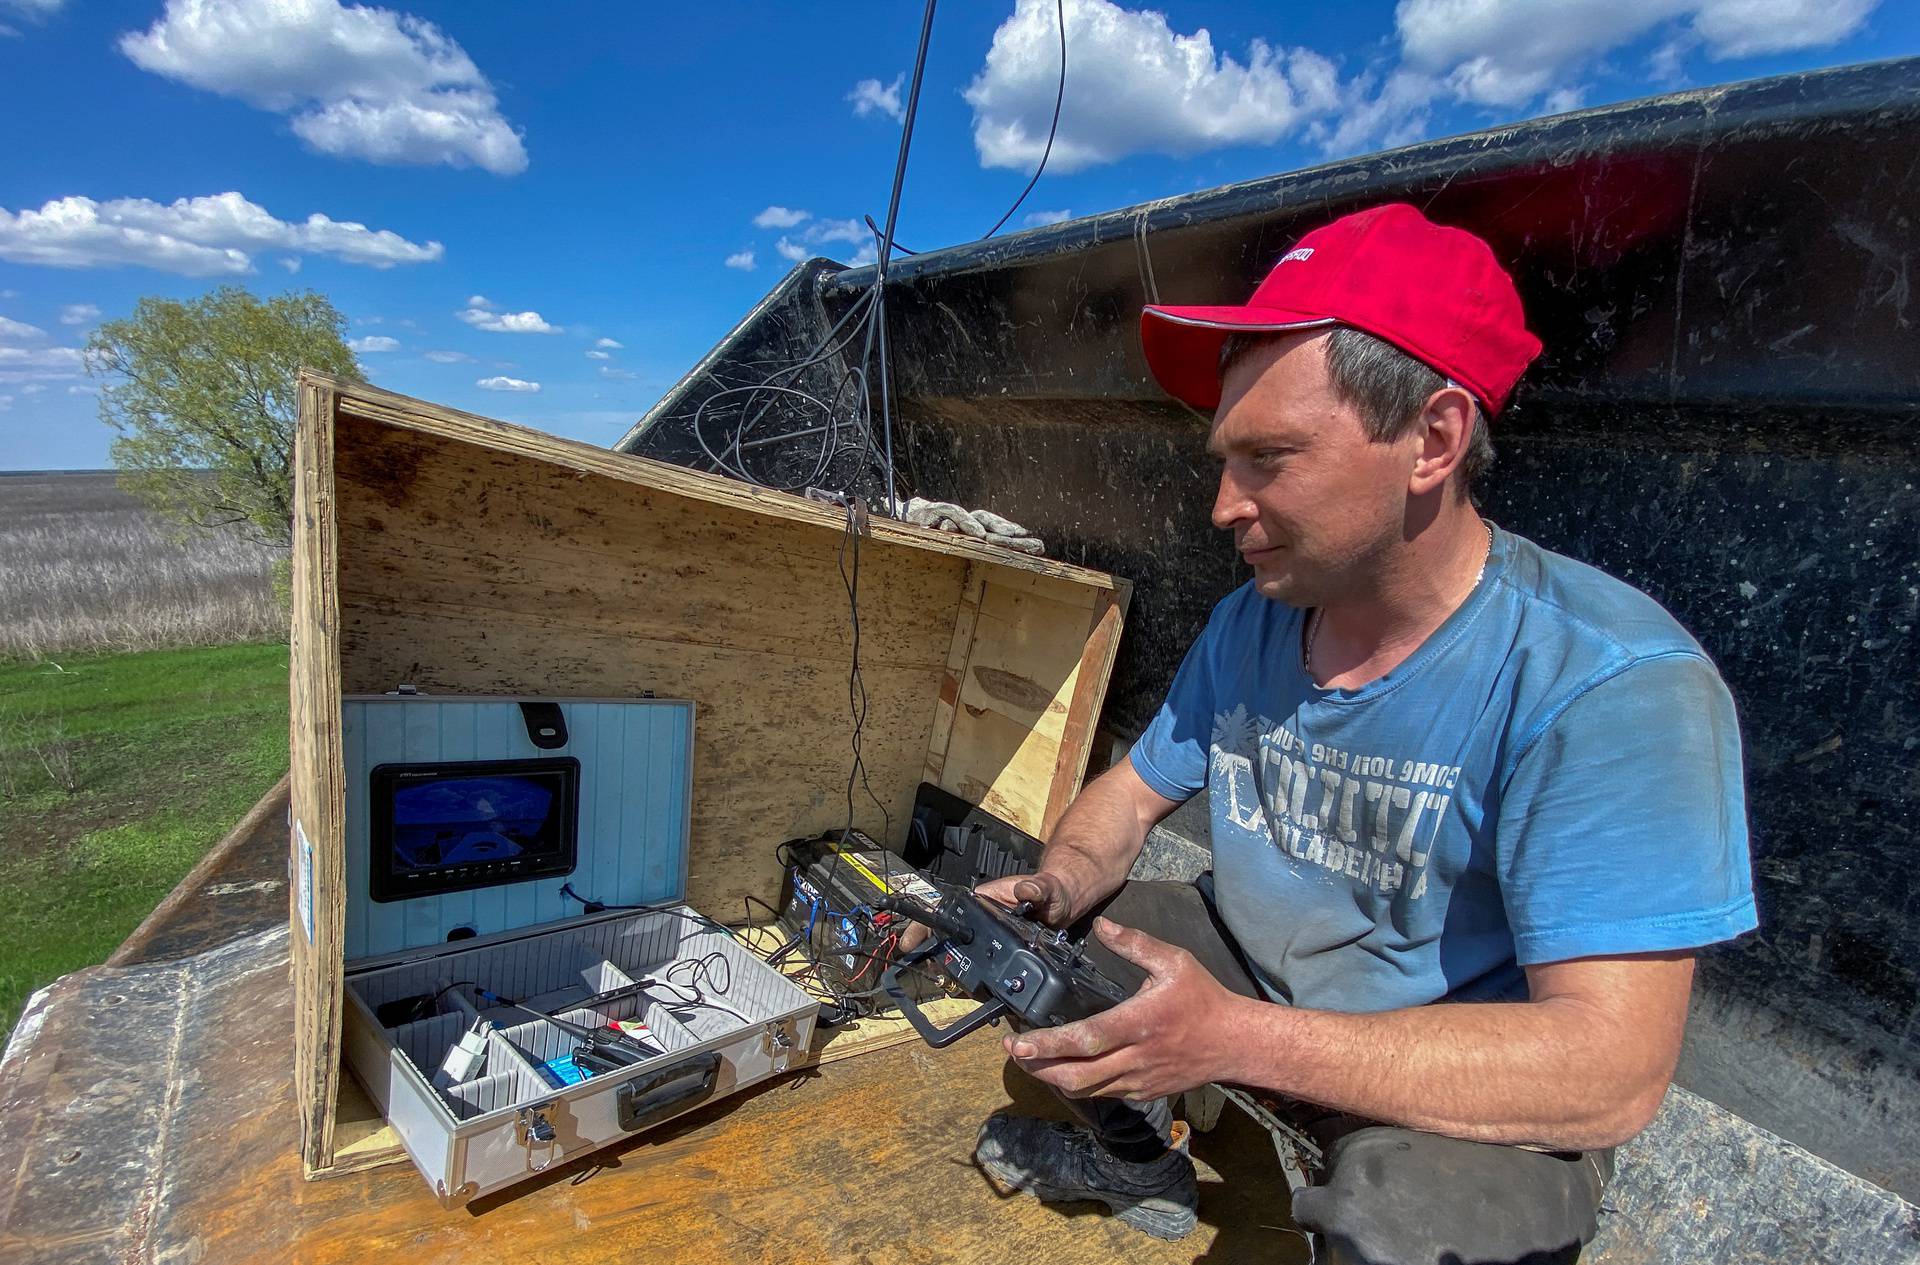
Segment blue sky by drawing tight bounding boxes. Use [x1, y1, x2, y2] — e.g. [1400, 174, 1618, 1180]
[2, 0, 1914, 470]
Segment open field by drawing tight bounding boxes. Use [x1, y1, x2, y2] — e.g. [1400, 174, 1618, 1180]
[0, 470, 286, 660]
[0, 642, 289, 1040]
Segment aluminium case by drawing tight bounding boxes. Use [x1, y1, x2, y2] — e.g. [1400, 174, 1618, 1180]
[334, 692, 817, 1205]
[342, 908, 816, 1206]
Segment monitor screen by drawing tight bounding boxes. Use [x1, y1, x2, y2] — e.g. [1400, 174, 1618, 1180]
[368, 757, 580, 902]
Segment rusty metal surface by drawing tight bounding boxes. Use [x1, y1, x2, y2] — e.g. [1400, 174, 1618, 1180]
[108, 776, 291, 969]
[622, 58, 1920, 1199]
[1590, 1089, 1920, 1264]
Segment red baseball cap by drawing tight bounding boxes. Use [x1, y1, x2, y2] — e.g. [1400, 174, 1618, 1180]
[1140, 202, 1542, 414]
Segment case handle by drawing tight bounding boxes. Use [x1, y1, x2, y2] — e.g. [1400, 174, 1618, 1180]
[616, 1050, 723, 1133]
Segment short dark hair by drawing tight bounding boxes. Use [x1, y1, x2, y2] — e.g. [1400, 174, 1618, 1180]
[1218, 326, 1494, 494]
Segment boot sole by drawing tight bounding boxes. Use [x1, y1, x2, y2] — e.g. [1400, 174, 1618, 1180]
[980, 1165, 1197, 1241]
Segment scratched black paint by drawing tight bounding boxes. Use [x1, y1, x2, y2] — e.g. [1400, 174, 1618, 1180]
[624, 59, 1920, 1195]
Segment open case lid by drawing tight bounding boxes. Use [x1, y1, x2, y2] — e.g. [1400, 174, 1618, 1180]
[289, 373, 1130, 1176]
[340, 693, 694, 963]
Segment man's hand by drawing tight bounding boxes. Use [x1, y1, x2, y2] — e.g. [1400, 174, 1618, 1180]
[1004, 916, 1250, 1102]
[897, 870, 1080, 954]
[979, 870, 1077, 926]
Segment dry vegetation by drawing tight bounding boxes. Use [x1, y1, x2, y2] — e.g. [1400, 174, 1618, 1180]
[0, 471, 286, 660]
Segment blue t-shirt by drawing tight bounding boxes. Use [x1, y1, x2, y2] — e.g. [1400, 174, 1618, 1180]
[1129, 524, 1757, 1013]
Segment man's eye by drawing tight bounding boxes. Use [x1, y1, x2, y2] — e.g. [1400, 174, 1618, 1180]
[1253, 450, 1290, 468]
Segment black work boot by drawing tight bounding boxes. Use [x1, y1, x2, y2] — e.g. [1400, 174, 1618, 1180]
[973, 1114, 1198, 1240]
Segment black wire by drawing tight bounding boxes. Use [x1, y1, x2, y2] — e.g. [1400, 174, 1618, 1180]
[982, 0, 1066, 240]
[558, 884, 736, 939]
[414, 979, 477, 1023]
[837, 502, 892, 847]
[865, 0, 936, 519]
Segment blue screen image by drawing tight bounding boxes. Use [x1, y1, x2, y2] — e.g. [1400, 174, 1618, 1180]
[390, 775, 556, 871]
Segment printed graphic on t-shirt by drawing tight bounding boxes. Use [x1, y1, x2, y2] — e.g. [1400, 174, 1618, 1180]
[1209, 703, 1457, 901]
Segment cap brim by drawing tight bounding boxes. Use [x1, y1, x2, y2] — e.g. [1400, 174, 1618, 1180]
[1140, 306, 1337, 411]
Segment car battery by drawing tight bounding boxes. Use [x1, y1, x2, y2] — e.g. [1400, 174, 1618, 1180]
[775, 833, 951, 1013]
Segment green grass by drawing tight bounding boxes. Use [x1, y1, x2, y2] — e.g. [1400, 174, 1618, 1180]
[0, 641, 289, 1041]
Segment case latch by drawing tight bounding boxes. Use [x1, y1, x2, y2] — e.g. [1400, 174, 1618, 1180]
[515, 1101, 560, 1172]
[762, 1019, 799, 1069]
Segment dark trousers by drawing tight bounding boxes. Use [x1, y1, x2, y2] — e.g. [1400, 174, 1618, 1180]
[1057, 878, 1613, 1265]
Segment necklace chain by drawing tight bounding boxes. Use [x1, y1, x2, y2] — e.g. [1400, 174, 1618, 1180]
[1305, 522, 1495, 682]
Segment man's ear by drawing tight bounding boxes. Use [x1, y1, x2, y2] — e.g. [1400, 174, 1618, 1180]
[1408, 386, 1477, 497]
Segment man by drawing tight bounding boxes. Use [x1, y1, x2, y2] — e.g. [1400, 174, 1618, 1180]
[966, 203, 1758, 1262]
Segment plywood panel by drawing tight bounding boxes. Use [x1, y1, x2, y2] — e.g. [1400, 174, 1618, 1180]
[290, 376, 349, 1173]
[1044, 589, 1128, 837]
[936, 572, 1110, 835]
[329, 377, 1128, 593]
[330, 413, 959, 913]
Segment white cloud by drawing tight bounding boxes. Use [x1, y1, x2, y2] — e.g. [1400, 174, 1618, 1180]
[966, 0, 1343, 173]
[457, 304, 559, 334]
[422, 349, 472, 362]
[477, 374, 539, 392]
[1541, 86, 1588, 115]
[810, 218, 867, 245]
[848, 72, 905, 121]
[349, 334, 399, 352]
[1023, 209, 1072, 226]
[467, 293, 493, 308]
[585, 349, 611, 360]
[0, 192, 442, 276]
[0, 0, 62, 34]
[120, 0, 527, 174]
[753, 206, 810, 230]
[68, 383, 96, 395]
[724, 250, 756, 271]
[593, 336, 622, 349]
[0, 343, 84, 385]
[58, 303, 99, 325]
[0, 315, 45, 338]
[963, 0, 1883, 169]
[598, 365, 636, 381]
[279, 256, 302, 272]
[769, 215, 873, 265]
[1308, 69, 1440, 157]
[1394, 0, 1881, 108]
[1690, 0, 1879, 58]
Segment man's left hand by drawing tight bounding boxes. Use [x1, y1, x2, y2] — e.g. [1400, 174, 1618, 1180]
[1004, 917, 1251, 1101]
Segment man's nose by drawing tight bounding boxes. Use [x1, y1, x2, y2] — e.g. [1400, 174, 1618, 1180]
[1212, 465, 1256, 531]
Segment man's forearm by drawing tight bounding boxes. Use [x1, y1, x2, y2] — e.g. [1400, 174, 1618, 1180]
[1038, 767, 1157, 921]
[1215, 991, 1678, 1151]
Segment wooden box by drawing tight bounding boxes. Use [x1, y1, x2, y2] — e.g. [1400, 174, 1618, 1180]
[288, 373, 1130, 1178]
